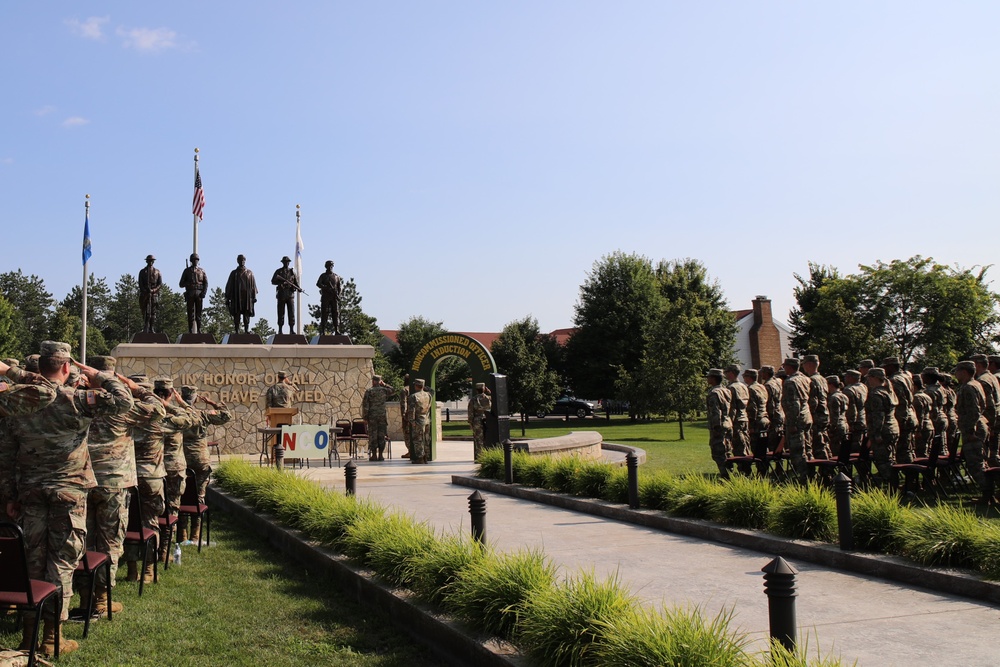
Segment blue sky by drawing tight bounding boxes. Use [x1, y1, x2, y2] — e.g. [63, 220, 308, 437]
[2, 3, 998, 334]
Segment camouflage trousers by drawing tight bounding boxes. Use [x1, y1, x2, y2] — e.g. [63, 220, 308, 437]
[786, 427, 813, 484]
[126, 477, 165, 561]
[914, 425, 935, 459]
[85, 487, 129, 588]
[811, 423, 831, 459]
[988, 425, 1000, 467]
[871, 432, 898, 485]
[767, 422, 784, 454]
[709, 426, 733, 475]
[963, 422, 990, 492]
[401, 416, 411, 453]
[20, 486, 87, 620]
[896, 427, 915, 464]
[409, 421, 430, 461]
[179, 451, 211, 538]
[471, 417, 486, 461]
[367, 417, 388, 457]
[731, 422, 750, 457]
[828, 427, 849, 460]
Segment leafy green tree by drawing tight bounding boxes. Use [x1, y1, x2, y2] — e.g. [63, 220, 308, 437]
[105, 273, 143, 347]
[252, 318, 276, 339]
[0, 295, 20, 359]
[0, 270, 54, 359]
[155, 286, 188, 343]
[564, 252, 661, 399]
[387, 316, 467, 401]
[202, 287, 234, 342]
[60, 274, 112, 333]
[491, 316, 561, 435]
[655, 258, 737, 368]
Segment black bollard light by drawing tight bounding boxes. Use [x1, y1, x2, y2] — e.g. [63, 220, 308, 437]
[503, 439, 514, 484]
[468, 490, 487, 544]
[626, 451, 640, 509]
[834, 472, 854, 551]
[761, 556, 798, 651]
[344, 460, 357, 496]
[446, 407, 450, 422]
[273, 436, 285, 471]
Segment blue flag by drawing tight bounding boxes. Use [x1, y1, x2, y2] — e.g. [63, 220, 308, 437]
[82, 209, 92, 265]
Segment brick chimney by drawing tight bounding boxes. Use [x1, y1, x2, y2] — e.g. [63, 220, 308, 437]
[749, 295, 782, 369]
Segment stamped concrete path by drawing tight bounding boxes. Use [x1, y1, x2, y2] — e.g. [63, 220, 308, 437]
[289, 442, 1000, 667]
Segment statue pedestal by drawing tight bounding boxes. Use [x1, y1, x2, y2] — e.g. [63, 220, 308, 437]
[311, 335, 353, 345]
[268, 334, 309, 345]
[177, 333, 217, 344]
[222, 333, 263, 344]
[131, 333, 170, 344]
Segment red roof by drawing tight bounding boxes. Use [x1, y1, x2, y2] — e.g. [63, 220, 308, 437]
[732, 309, 753, 321]
[381, 328, 575, 349]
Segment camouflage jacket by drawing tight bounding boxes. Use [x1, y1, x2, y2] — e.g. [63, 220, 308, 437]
[781, 372, 813, 433]
[827, 389, 850, 440]
[266, 382, 295, 408]
[468, 393, 492, 422]
[889, 371, 918, 431]
[727, 382, 749, 425]
[133, 397, 192, 478]
[956, 379, 988, 439]
[920, 382, 949, 433]
[183, 406, 233, 447]
[746, 382, 770, 434]
[406, 390, 432, 425]
[88, 387, 164, 488]
[706, 385, 732, 431]
[808, 373, 829, 428]
[162, 401, 197, 473]
[0, 367, 58, 417]
[0, 371, 133, 499]
[764, 376, 784, 426]
[865, 385, 899, 440]
[912, 392, 935, 434]
[975, 371, 999, 424]
[843, 383, 868, 433]
[944, 387, 959, 431]
[399, 386, 410, 420]
[362, 385, 397, 421]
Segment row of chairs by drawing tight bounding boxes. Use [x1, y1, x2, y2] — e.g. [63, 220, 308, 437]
[332, 419, 391, 462]
[0, 470, 210, 665]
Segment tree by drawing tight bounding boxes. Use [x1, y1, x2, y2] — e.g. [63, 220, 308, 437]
[202, 287, 235, 342]
[0, 270, 53, 359]
[491, 316, 561, 435]
[155, 286, 189, 342]
[655, 258, 737, 368]
[105, 273, 143, 347]
[0, 295, 19, 359]
[564, 252, 661, 399]
[60, 275, 112, 334]
[252, 318, 276, 339]
[387, 316, 467, 401]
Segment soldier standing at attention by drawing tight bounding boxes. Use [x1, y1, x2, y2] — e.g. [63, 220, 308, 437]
[138, 254, 162, 334]
[971, 354, 1000, 466]
[724, 365, 750, 461]
[919, 367, 949, 457]
[0, 342, 133, 657]
[858, 359, 875, 381]
[781, 358, 814, 484]
[759, 365, 784, 457]
[705, 368, 732, 478]
[468, 382, 493, 461]
[399, 374, 411, 459]
[316, 260, 343, 336]
[864, 367, 899, 487]
[743, 369, 770, 473]
[802, 355, 830, 459]
[266, 371, 296, 409]
[362, 375, 396, 461]
[842, 369, 868, 453]
[270, 256, 300, 335]
[178, 253, 208, 334]
[179, 386, 231, 544]
[826, 375, 850, 460]
[952, 360, 992, 501]
[406, 378, 433, 464]
[882, 357, 918, 465]
[939, 373, 960, 459]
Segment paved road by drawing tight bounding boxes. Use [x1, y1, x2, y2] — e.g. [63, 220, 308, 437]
[292, 442, 1000, 666]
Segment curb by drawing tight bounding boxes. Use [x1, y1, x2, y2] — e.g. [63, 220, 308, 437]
[206, 487, 526, 667]
[451, 475, 1000, 606]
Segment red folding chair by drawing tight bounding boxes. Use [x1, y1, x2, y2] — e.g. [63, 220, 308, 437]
[0, 521, 63, 664]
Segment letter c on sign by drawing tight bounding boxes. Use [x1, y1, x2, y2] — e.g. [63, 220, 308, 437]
[314, 430, 329, 450]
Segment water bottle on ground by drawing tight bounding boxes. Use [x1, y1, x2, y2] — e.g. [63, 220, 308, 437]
[173, 543, 182, 566]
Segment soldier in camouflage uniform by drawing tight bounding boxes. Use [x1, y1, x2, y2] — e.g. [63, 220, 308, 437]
[759, 366, 784, 457]
[971, 354, 1000, 466]
[919, 367, 948, 457]
[743, 369, 770, 465]
[882, 357, 918, 465]
[939, 373, 960, 459]
[781, 358, 814, 484]
[266, 370, 296, 409]
[953, 361, 992, 499]
[912, 384, 936, 459]
[468, 382, 492, 461]
[705, 368, 732, 478]
[864, 367, 899, 487]
[406, 378, 433, 463]
[179, 386, 231, 543]
[826, 375, 850, 461]
[78, 356, 163, 616]
[362, 375, 396, 461]
[399, 374, 411, 458]
[724, 366, 750, 465]
[156, 377, 194, 561]
[802, 355, 831, 459]
[0, 359, 58, 417]
[0, 342, 133, 657]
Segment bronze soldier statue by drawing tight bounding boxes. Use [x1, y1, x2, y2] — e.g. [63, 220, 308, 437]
[138, 255, 162, 333]
[270, 256, 301, 335]
[316, 260, 343, 335]
[178, 253, 208, 334]
[225, 254, 257, 334]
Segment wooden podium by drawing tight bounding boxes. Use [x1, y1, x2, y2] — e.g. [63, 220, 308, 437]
[265, 407, 299, 463]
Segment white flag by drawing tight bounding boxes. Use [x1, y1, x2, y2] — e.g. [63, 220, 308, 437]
[294, 219, 304, 281]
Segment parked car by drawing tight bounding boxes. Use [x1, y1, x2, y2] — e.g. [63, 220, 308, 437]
[536, 396, 595, 419]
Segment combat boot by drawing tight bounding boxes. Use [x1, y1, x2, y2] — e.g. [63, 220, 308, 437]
[143, 562, 156, 583]
[70, 586, 93, 619]
[190, 517, 202, 545]
[94, 589, 123, 614]
[177, 525, 188, 544]
[40, 619, 79, 657]
[17, 613, 37, 651]
[125, 560, 139, 582]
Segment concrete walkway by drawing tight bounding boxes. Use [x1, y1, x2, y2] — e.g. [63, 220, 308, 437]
[287, 442, 1000, 667]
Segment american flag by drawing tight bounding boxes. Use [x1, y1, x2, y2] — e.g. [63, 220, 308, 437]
[192, 166, 205, 220]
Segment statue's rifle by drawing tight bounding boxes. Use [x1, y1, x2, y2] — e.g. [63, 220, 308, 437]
[279, 276, 308, 296]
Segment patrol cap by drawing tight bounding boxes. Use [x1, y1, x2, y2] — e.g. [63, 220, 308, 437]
[939, 372, 954, 385]
[130, 374, 153, 390]
[281, 256, 291, 263]
[2, 358, 19, 368]
[844, 369, 862, 380]
[145, 254, 155, 262]
[825, 374, 841, 385]
[953, 360, 976, 375]
[237, 254, 246, 262]
[921, 366, 940, 377]
[181, 385, 198, 401]
[190, 253, 200, 261]
[474, 382, 485, 389]
[759, 365, 774, 375]
[413, 378, 426, 386]
[277, 370, 288, 379]
[775, 369, 788, 379]
[724, 364, 741, 375]
[802, 354, 819, 364]
[782, 358, 800, 370]
[970, 353, 989, 364]
[40, 341, 72, 360]
[867, 368, 887, 380]
[881, 356, 901, 367]
[706, 368, 724, 379]
[24, 354, 40, 372]
[742, 369, 758, 380]
[858, 359, 875, 370]
[372, 375, 382, 382]
[989, 355, 1000, 366]
[87, 355, 116, 372]
[325, 260, 334, 268]
[154, 377, 174, 390]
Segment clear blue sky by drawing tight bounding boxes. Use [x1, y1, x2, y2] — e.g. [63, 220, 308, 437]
[2, 2, 998, 334]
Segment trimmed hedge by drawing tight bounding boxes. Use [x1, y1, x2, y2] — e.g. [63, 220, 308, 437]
[214, 460, 846, 667]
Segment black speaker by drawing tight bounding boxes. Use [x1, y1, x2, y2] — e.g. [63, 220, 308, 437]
[485, 373, 510, 447]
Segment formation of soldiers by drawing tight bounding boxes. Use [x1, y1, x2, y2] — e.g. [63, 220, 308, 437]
[0, 343, 231, 658]
[361, 375, 435, 463]
[706, 353, 1000, 500]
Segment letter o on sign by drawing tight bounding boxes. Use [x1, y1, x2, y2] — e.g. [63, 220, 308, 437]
[314, 430, 329, 450]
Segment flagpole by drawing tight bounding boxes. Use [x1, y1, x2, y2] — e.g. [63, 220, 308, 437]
[81, 194, 90, 360]
[193, 147, 200, 256]
[295, 204, 302, 335]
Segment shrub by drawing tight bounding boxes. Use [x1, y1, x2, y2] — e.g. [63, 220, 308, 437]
[545, 456, 584, 494]
[712, 475, 775, 529]
[573, 462, 616, 498]
[476, 448, 505, 480]
[518, 453, 556, 488]
[340, 511, 419, 566]
[851, 488, 913, 553]
[639, 472, 676, 510]
[895, 504, 997, 571]
[406, 533, 486, 605]
[667, 474, 722, 520]
[364, 516, 438, 586]
[768, 484, 836, 542]
[299, 495, 385, 548]
[520, 571, 638, 667]
[602, 468, 630, 504]
[447, 548, 557, 640]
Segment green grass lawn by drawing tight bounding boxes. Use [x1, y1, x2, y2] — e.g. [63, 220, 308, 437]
[443, 414, 716, 475]
[0, 512, 441, 667]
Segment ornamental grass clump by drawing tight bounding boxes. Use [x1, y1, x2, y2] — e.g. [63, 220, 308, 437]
[850, 487, 913, 553]
[446, 548, 557, 640]
[405, 533, 486, 605]
[666, 473, 722, 520]
[768, 483, 836, 541]
[363, 517, 438, 586]
[638, 472, 677, 510]
[572, 462, 616, 498]
[602, 467, 630, 504]
[340, 511, 420, 566]
[594, 606, 755, 667]
[518, 453, 556, 488]
[545, 456, 584, 494]
[298, 494, 384, 547]
[520, 570, 638, 667]
[895, 504, 996, 571]
[712, 475, 776, 530]
[476, 448, 505, 480]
